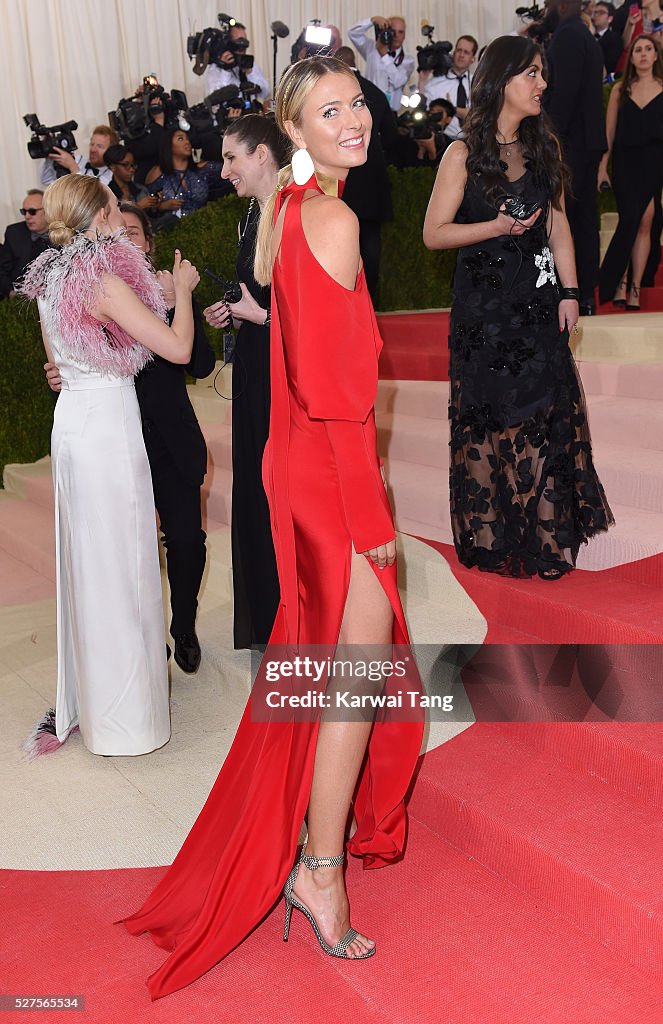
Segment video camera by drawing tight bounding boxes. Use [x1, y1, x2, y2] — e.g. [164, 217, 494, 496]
[186, 82, 261, 137]
[398, 104, 447, 142]
[515, 4, 544, 19]
[188, 13, 254, 76]
[23, 113, 78, 161]
[416, 24, 453, 76]
[110, 75, 189, 142]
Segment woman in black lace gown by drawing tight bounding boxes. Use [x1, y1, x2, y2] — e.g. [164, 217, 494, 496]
[423, 35, 613, 579]
[598, 34, 663, 308]
[204, 116, 287, 645]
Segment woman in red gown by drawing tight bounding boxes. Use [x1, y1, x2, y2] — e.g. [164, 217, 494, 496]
[123, 57, 423, 997]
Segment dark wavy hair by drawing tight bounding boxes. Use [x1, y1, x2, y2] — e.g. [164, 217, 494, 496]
[158, 127, 196, 176]
[222, 112, 291, 168]
[619, 34, 663, 107]
[464, 35, 569, 210]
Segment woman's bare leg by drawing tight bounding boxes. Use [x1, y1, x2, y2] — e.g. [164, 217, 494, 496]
[294, 550, 393, 958]
[631, 199, 655, 297]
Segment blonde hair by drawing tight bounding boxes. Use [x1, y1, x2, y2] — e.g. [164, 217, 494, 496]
[253, 56, 358, 286]
[43, 174, 110, 246]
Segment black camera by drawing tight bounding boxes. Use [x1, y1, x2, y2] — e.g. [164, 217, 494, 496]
[23, 113, 78, 161]
[417, 41, 454, 75]
[515, 4, 544, 19]
[416, 24, 453, 76]
[497, 194, 542, 221]
[204, 267, 242, 305]
[398, 107, 442, 142]
[110, 80, 192, 143]
[374, 22, 396, 49]
[188, 13, 254, 76]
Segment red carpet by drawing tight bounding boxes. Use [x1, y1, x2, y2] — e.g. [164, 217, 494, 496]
[376, 270, 663, 381]
[5, 726, 663, 1023]
[421, 539, 663, 645]
[376, 311, 450, 381]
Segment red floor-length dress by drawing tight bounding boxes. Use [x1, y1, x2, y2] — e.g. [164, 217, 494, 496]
[123, 175, 423, 998]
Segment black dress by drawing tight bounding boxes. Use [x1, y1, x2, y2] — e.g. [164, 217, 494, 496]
[449, 169, 614, 578]
[231, 203, 280, 647]
[599, 92, 663, 304]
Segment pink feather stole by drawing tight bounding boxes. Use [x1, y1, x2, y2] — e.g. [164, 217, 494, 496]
[19, 231, 167, 377]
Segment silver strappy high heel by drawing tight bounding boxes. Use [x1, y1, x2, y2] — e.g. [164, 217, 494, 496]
[283, 844, 376, 959]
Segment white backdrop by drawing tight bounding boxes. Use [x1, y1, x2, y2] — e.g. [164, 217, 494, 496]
[0, 0, 521, 234]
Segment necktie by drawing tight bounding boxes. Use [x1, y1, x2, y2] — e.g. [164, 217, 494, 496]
[85, 163, 99, 176]
[456, 75, 468, 109]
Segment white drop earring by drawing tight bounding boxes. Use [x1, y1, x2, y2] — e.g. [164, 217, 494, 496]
[291, 147, 315, 185]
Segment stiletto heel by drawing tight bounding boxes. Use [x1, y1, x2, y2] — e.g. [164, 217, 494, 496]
[283, 900, 293, 942]
[282, 843, 375, 959]
[612, 277, 628, 307]
[626, 284, 641, 311]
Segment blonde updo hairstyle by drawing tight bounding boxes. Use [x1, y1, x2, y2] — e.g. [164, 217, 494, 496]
[43, 174, 111, 247]
[253, 56, 359, 286]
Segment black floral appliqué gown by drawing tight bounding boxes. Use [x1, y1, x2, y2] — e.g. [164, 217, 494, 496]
[449, 170, 614, 577]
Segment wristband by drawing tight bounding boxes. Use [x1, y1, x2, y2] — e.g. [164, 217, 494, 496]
[560, 287, 580, 301]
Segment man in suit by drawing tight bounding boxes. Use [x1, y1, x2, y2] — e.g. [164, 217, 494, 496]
[335, 46, 398, 301]
[544, 0, 608, 314]
[592, 2, 624, 74]
[0, 190, 50, 298]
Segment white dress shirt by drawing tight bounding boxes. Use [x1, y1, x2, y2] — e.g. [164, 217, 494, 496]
[422, 70, 473, 140]
[348, 18, 415, 111]
[206, 62, 270, 101]
[40, 153, 113, 187]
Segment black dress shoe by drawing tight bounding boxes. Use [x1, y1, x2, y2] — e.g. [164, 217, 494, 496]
[173, 632, 201, 674]
[578, 301, 595, 316]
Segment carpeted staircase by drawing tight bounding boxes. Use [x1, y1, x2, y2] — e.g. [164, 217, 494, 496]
[4, 720, 663, 1023]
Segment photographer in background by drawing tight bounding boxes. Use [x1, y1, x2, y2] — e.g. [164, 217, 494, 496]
[392, 97, 452, 169]
[0, 190, 50, 299]
[40, 125, 117, 186]
[419, 36, 478, 141]
[206, 20, 270, 101]
[348, 14, 415, 110]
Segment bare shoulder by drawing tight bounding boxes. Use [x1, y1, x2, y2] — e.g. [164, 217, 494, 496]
[300, 194, 360, 288]
[301, 193, 359, 246]
[441, 140, 468, 172]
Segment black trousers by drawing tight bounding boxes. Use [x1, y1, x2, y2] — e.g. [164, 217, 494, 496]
[144, 425, 206, 637]
[565, 149, 602, 303]
[358, 219, 382, 303]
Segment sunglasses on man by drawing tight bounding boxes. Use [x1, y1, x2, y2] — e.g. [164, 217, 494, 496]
[20, 207, 43, 216]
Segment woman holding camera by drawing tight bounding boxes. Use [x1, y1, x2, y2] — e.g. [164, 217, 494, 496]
[21, 175, 199, 756]
[203, 114, 287, 648]
[598, 34, 663, 308]
[423, 34, 612, 580]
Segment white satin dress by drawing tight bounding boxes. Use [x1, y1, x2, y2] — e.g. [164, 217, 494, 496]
[39, 297, 171, 756]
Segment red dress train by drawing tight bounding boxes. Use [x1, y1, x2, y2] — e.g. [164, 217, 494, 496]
[122, 176, 423, 998]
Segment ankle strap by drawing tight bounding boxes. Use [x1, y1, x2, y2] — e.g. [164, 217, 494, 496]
[301, 852, 345, 870]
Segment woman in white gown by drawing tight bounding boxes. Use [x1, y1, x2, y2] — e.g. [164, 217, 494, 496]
[21, 174, 199, 756]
